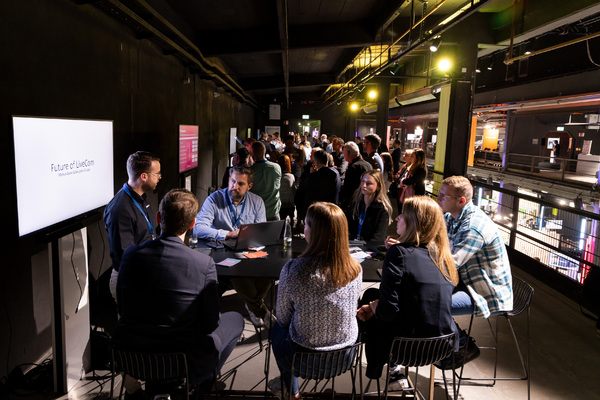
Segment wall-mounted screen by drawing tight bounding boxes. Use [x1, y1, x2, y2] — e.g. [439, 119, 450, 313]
[179, 125, 199, 173]
[13, 116, 114, 237]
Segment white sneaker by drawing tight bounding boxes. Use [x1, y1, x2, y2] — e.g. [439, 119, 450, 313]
[388, 373, 409, 391]
[268, 377, 287, 400]
[244, 303, 264, 327]
[264, 310, 277, 330]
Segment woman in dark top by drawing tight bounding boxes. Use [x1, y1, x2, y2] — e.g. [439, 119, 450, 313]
[398, 148, 426, 214]
[346, 170, 393, 248]
[357, 196, 458, 379]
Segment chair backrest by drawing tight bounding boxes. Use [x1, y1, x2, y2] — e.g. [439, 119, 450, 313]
[111, 347, 188, 382]
[291, 342, 362, 381]
[508, 276, 534, 317]
[388, 333, 456, 368]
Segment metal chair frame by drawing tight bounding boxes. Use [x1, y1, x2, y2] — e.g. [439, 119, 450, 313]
[455, 276, 534, 400]
[289, 342, 364, 400]
[110, 347, 190, 400]
[378, 333, 457, 400]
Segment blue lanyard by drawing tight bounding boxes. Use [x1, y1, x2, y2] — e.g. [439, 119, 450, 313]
[357, 204, 367, 239]
[123, 184, 154, 235]
[227, 192, 247, 229]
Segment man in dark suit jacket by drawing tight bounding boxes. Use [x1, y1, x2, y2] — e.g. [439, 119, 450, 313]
[340, 141, 372, 209]
[113, 189, 244, 393]
[295, 149, 339, 221]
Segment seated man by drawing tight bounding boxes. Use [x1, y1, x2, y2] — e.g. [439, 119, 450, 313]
[112, 189, 244, 394]
[193, 165, 274, 328]
[436, 176, 513, 368]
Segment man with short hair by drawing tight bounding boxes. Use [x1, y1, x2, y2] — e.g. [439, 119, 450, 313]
[331, 137, 348, 178]
[295, 149, 339, 221]
[436, 175, 513, 368]
[251, 141, 282, 220]
[193, 166, 273, 328]
[340, 142, 372, 209]
[364, 133, 384, 171]
[390, 139, 402, 174]
[104, 151, 162, 301]
[113, 189, 244, 395]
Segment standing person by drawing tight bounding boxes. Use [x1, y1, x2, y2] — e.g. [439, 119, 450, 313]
[357, 196, 458, 385]
[326, 153, 342, 205]
[550, 140, 560, 163]
[269, 202, 362, 400]
[331, 137, 348, 179]
[363, 133, 384, 171]
[394, 150, 412, 213]
[193, 166, 274, 328]
[340, 141, 372, 209]
[113, 189, 244, 395]
[251, 141, 282, 220]
[435, 176, 513, 369]
[278, 154, 296, 223]
[347, 170, 393, 248]
[380, 152, 394, 193]
[294, 149, 339, 223]
[221, 147, 250, 189]
[398, 148, 427, 213]
[390, 139, 402, 174]
[103, 151, 161, 399]
[105, 151, 161, 301]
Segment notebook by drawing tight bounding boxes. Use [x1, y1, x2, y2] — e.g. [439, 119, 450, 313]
[223, 220, 285, 250]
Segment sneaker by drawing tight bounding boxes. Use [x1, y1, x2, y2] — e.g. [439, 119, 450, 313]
[268, 377, 287, 400]
[388, 373, 409, 391]
[245, 303, 264, 327]
[124, 389, 147, 400]
[434, 335, 481, 370]
[264, 310, 278, 330]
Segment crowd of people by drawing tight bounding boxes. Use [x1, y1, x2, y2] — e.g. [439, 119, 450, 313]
[102, 135, 514, 399]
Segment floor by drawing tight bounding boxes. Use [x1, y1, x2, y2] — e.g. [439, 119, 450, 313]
[10, 265, 599, 400]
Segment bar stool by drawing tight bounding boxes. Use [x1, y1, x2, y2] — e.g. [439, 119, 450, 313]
[455, 276, 534, 399]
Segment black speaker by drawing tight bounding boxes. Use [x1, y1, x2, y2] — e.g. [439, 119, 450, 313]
[541, 137, 547, 146]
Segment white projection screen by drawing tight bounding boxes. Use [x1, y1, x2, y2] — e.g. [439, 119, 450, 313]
[13, 116, 114, 237]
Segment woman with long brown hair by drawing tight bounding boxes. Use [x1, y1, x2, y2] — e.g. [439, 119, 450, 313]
[347, 169, 393, 248]
[270, 202, 362, 399]
[397, 148, 427, 213]
[357, 196, 458, 384]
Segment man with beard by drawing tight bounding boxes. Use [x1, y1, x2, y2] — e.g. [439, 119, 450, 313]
[194, 166, 274, 328]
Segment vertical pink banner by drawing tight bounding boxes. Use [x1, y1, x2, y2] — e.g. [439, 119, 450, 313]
[179, 125, 199, 173]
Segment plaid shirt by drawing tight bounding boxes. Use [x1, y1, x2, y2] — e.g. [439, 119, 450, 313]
[445, 201, 513, 318]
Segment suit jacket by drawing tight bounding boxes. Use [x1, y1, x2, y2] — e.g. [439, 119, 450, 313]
[340, 157, 372, 209]
[112, 234, 220, 381]
[295, 166, 339, 220]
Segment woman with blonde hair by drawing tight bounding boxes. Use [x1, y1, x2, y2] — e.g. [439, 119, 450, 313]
[270, 202, 362, 399]
[347, 170, 393, 248]
[357, 195, 458, 384]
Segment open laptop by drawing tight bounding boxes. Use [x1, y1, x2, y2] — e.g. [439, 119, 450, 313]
[223, 220, 285, 250]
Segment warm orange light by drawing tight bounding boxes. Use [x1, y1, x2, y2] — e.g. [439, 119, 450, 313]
[368, 90, 377, 99]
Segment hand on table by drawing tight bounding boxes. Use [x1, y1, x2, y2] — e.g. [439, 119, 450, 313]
[226, 229, 240, 239]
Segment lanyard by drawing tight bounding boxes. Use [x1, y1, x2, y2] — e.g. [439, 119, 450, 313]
[227, 192, 247, 229]
[123, 184, 154, 235]
[357, 204, 367, 239]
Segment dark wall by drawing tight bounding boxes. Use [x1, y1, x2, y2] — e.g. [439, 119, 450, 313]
[0, 0, 254, 378]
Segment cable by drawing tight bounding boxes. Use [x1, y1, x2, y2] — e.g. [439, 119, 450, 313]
[71, 232, 84, 314]
[585, 36, 600, 67]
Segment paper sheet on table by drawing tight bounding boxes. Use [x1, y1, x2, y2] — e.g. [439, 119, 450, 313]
[217, 258, 241, 267]
[351, 251, 372, 262]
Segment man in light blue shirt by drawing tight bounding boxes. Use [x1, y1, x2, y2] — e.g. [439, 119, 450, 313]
[194, 166, 272, 328]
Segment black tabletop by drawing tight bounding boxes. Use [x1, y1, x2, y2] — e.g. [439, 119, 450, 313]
[194, 239, 383, 282]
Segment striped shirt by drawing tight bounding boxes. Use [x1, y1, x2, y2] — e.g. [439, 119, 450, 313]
[276, 257, 362, 351]
[445, 201, 513, 318]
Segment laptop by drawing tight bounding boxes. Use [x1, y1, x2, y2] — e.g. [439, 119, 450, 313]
[223, 220, 285, 250]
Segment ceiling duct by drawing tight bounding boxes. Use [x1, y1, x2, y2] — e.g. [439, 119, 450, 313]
[362, 82, 446, 114]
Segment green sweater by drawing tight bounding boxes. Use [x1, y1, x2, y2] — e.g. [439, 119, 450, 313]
[250, 159, 282, 219]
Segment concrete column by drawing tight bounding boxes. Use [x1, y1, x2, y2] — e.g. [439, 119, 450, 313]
[376, 81, 390, 152]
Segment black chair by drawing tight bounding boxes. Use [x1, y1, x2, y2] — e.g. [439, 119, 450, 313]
[456, 276, 534, 399]
[289, 342, 363, 400]
[110, 347, 190, 400]
[379, 333, 457, 400]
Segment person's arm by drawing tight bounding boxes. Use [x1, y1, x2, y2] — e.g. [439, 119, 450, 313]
[106, 206, 138, 270]
[375, 245, 405, 323]
[451, 224, 486, 270]
[401, 166, 425, 186]
[366, 207, 390, 248]
[275, 261, 293, 327]
[193, 196, 230, 241]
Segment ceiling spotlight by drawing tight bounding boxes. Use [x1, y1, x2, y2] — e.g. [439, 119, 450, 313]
[357, 85, 365, 93]
[429, 37, 442, 52]
[390, 63, 401, 75]
[368, 90, 377, 99]
[350, 103, 359, 111]
[438, 58, 451, 72]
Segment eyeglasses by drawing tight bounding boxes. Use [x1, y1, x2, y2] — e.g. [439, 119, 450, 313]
[437, 192, 457, 200]
[148, 172, 162, 178]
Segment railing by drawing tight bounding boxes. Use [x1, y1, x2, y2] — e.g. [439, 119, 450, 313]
[475, 152, 600, 188]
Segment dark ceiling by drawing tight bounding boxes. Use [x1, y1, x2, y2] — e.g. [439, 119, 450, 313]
[93, 0, 600, 108]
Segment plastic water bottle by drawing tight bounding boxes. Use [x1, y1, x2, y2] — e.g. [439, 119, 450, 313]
[283, 216, 292, 249]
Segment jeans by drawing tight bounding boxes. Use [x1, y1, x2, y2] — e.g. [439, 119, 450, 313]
[451, 290, 475, 347]
[270, 322, 303, 395]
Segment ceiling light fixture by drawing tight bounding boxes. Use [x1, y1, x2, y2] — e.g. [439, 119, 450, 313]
[429, 37, 442, 52]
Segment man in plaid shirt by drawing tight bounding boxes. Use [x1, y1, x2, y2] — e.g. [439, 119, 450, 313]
[436, 175, 513, 369]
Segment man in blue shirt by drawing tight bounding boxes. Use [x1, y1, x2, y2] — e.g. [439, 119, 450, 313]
[194, 166, 273, 328]
[436, 175, 513, 368]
